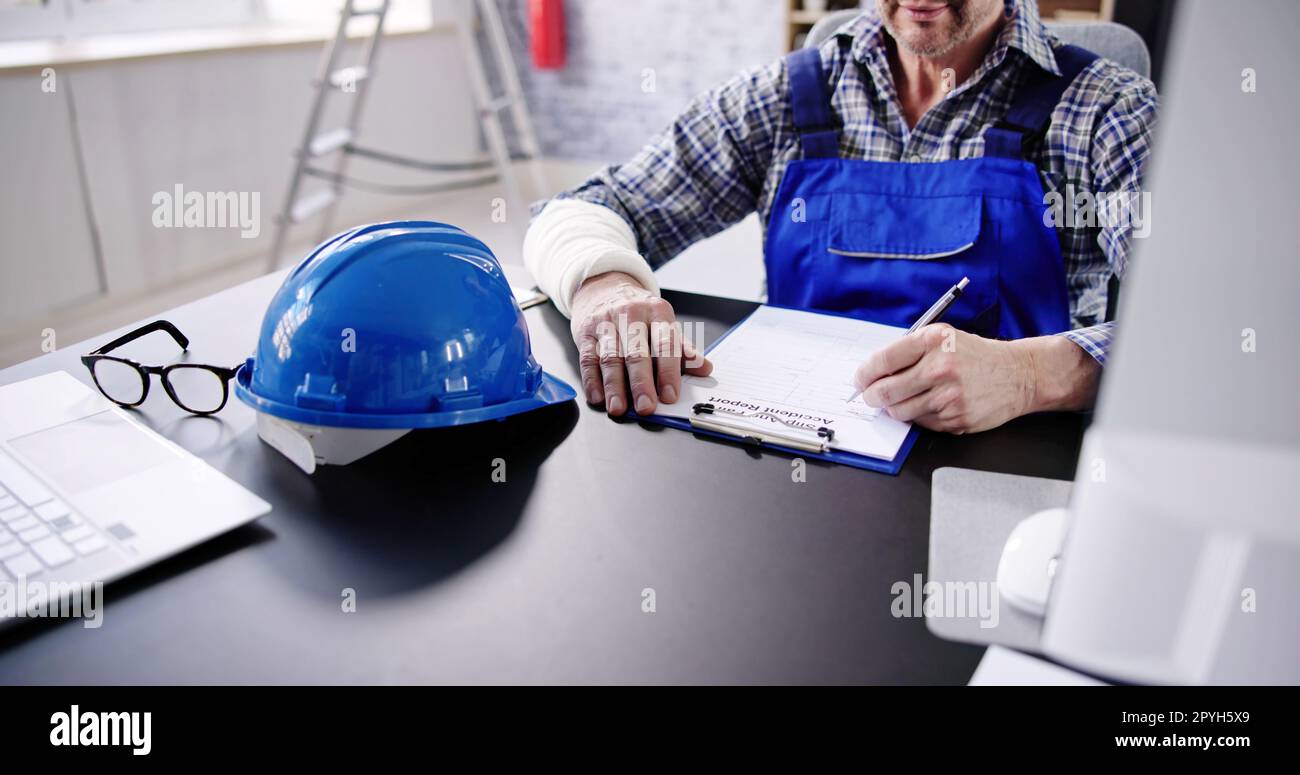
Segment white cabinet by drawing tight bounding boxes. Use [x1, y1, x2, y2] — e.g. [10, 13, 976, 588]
[0, 28, 480, 355]
[0, 73, 103, 328]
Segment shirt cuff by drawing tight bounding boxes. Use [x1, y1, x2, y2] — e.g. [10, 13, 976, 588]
[1060, 322, 1114, 365]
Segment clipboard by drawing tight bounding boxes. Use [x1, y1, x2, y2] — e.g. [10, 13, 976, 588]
[630, 306, 922, 476]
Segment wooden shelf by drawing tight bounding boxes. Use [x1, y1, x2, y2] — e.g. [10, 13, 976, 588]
[789, 9, 827, 25]
[784, 0, 855, 51]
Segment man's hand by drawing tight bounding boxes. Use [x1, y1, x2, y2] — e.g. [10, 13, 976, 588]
[570, 272, 713, 417]
[852, 324, 1101, 434]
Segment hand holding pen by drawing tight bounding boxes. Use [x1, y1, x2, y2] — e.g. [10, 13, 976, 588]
[846, 277, 970, 404]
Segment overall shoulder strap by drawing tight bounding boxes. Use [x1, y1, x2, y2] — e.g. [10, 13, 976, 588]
[785, 46, 840, 159]
[984, 44, 1099, 160]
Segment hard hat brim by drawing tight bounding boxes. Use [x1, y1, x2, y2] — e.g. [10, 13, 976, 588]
[234, 361, 576, 430]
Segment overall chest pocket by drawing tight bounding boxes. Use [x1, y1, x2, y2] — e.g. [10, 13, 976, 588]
[827, 192, 982, 258]
[821, 192, 999, 335]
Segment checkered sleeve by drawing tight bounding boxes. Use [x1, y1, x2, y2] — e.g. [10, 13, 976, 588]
[544, 58, 786, 269]
[1062, 321, 1115, 365]
[1058, 64, 1159, 365]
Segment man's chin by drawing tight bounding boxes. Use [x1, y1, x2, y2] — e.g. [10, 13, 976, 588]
[896, 31, 961, 58]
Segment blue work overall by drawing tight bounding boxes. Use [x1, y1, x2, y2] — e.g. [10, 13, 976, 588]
[764, 43, 1098, 339]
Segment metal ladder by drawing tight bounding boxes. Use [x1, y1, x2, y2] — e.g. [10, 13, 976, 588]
[268, 0, 548, 269]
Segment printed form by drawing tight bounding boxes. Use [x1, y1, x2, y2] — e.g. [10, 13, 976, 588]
[656, 305, 914, 461]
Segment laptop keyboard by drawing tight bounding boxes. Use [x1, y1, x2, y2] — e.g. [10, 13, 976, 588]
[0, 450, 109, 581]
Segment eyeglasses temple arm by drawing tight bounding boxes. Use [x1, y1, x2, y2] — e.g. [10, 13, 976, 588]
[91, 319, 190, 355]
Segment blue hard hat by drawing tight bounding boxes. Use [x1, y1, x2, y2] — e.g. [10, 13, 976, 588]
[235, 221, 575, 430]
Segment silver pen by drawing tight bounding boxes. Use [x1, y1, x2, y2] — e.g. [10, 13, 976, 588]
[846, 276, 970, 403]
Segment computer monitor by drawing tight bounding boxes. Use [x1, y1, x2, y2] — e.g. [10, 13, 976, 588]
[1038, 0, 1300, 684]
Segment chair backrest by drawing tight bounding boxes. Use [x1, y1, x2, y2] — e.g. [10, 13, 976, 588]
[1046, 21, 1150, 77]
[804, 11, 1151, 78]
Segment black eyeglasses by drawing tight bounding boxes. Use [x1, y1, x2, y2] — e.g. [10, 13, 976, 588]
[80, 320, 240, 415]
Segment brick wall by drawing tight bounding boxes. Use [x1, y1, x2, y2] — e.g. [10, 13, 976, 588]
[497, 0, 787, 161]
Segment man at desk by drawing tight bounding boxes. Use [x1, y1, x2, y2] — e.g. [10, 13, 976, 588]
[523, 0, 1156, 434]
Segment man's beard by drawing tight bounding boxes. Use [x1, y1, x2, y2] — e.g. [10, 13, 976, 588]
[878, 0, 987, 58]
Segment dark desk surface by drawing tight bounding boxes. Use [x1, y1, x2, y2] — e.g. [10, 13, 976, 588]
[0, 273, 1083, 684]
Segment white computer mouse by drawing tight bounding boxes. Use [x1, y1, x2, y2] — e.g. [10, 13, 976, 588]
[996, 507, 1070, 618]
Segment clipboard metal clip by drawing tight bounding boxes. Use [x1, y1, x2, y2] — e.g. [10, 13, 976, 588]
[689, 402, 835, 454]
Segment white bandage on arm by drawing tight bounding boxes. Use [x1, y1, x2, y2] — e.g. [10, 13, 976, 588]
[523, 198, 660, 318]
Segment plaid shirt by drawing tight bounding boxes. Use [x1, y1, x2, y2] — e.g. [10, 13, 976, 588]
[546, 0, 1158, 364]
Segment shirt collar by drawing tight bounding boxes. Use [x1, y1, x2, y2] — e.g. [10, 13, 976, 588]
[848, 0, 1061, 77]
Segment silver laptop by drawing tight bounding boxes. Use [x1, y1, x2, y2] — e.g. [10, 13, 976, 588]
[0, 370, 270, 625]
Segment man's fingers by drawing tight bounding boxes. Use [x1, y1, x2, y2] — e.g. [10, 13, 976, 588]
[581, 303, 711, 416]
[853, 329, 930, 390]
[623, 317, 658, 415]
[683, 340, 713, 377]
[882, 388, 938, 423]
[596, 321, 629, 416]
[576, 332, 604, 406]
[862, 359, 931, 409]
[650, 305, 682, 404]
[908, 412, 953, 433]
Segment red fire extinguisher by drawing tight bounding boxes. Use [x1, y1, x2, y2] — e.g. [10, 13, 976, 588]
[530, 0, 565, 70]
